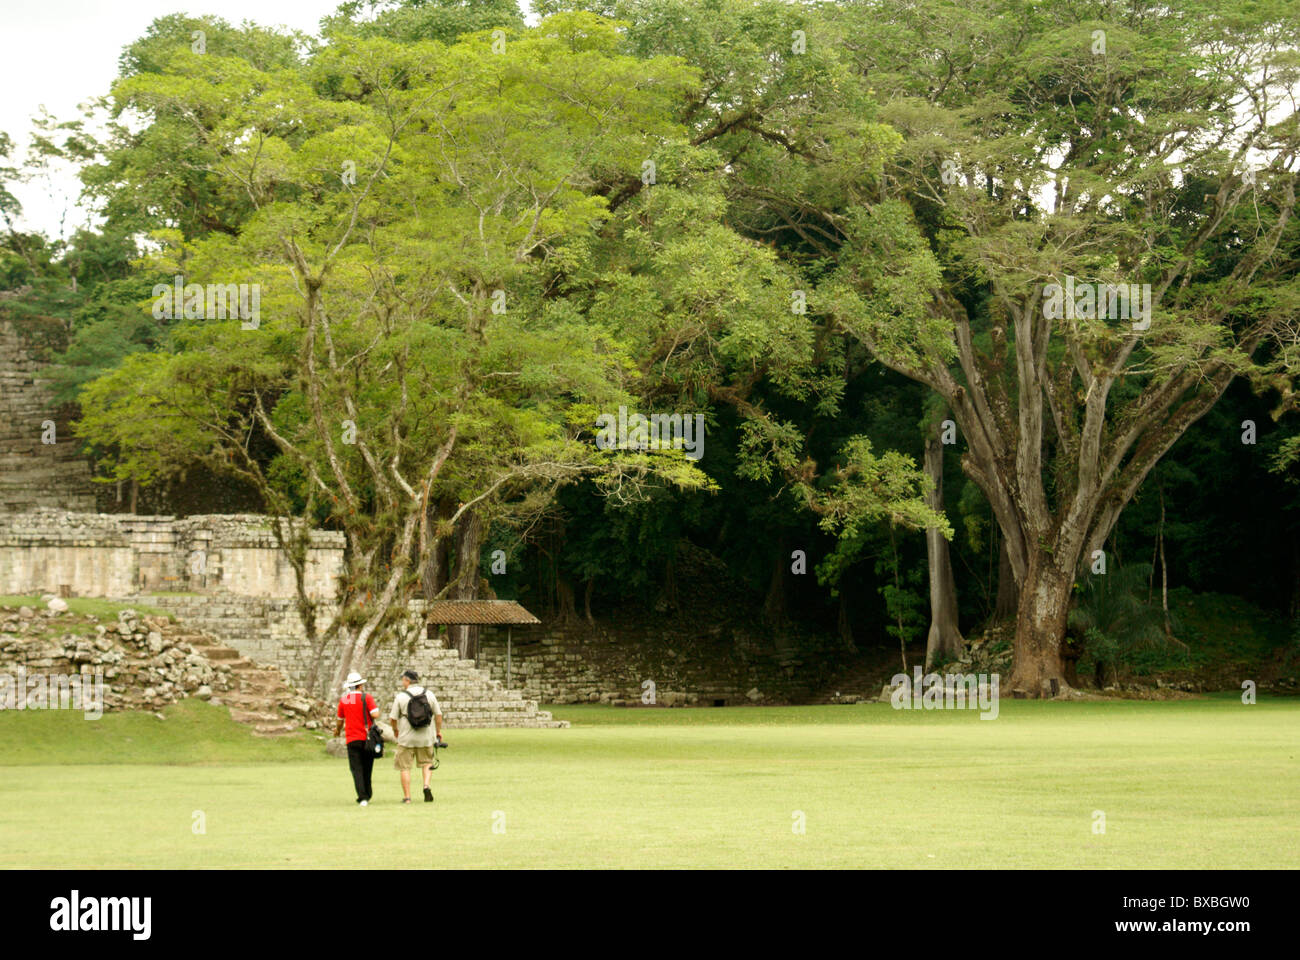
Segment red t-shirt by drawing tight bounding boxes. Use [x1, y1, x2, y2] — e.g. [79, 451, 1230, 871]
[336, 691, 377, 743]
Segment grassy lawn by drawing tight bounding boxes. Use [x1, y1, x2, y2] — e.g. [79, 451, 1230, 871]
[1, 595, 171, 620]
[0, 695, 1296, 868]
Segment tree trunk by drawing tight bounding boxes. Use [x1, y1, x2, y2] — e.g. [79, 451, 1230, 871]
[924, 413, 964, 668]
[556, 577, 578, 623]
[994, 536, 1018, 620]
[924, 542, 963, 668]
[421, 496, 454, 603]
[1006, 553, 1072, 698]
[333, 624, 357, 695]
[658, 548, 679, 613]
[764, 542, 787, 625]
[331, 513, 422, 695]
[1157, 484, 1172, 637]
[888, 526, 909, 674]
[451, 510, 483, 659]
[838, 591, 856, 652]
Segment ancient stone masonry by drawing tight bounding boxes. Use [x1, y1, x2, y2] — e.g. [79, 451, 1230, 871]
[0, 321, 96, 513]
[475, 619, 845, 706]
[128, 595, 426, 698]
[0, 316, 805, 723]
[0, 510, 567, 728]
[1, 507, 848, 721]
[132, 594, 567, 728]
[0, 601, 322, 736]
[0, 510, 345, 598]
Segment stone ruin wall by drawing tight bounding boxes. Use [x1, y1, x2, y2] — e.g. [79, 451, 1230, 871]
[138, 593, 446, 700]
[0, 320, 97, 514]
[0, 510, 839, 705]
[0, 314, 830, 707]
[475, 620, 842, 707]
[0, 510, 487, 699]
[0, 510, 344, 600]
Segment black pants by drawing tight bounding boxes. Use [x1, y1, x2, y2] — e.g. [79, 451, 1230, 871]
[346, 740, 375, 802]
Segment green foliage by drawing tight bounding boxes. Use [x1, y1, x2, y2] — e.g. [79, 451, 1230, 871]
[877, 558, 925, 650]
[7, 0, 1300, 663]
[1166, 588, 1290, 667]
[67, 12, 717, 649]
[1069, 564, 1183, 680]
[324, 0, 525, 46]
[804, 435, 948, 544]
[45, 274, 171, 404]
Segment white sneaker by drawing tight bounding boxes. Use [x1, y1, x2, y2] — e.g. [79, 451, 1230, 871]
[359, 800, 368, 807]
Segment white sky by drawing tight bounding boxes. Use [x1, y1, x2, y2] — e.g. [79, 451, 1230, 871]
[0, 1, 363, 239]
[3, 3, 1288, 241]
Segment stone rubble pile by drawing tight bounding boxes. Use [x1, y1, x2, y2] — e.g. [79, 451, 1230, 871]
[0, 598, 326, 732]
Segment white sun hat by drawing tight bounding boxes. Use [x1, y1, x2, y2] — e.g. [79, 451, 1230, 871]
[344, 672, 366, 687]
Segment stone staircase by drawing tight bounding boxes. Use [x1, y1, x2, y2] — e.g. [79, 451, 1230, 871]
[407, 646, 567, 729]
[133, 593, 567, 729]
[0, 319, 98, 514]
[181, 632, 316, 737]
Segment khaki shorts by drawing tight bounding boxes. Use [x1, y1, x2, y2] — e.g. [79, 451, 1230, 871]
[393, 745, 435, 771]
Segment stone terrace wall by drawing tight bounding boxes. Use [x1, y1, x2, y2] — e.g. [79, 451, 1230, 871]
[130, 596, 843, 707]
[470, 541, 849, 707]
[132, 594, 566, 726]
[0, 510, 344, 599]
[124, 595, 334, 682]
[0, 320, 96, 513]
[1, 511, 844, 709]
[132, 595, 450, 699]
[476, 618, 845, 706]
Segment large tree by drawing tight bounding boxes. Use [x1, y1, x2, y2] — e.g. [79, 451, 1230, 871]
[820, 0, 1300, 694]
[74, 13, 711, 693]
[572, 0, 1300, 693]
[64, 0, 1300, 695]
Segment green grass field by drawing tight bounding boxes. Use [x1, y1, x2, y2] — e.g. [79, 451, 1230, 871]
[1, 595, 171, 619]
[1, 695, 1296, 868]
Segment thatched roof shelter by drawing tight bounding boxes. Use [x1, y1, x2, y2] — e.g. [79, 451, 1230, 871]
[424, 601, 539, 688]
[423, 600, 540, 625]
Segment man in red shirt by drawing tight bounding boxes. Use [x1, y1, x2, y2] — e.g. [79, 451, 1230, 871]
[333, 672, 379, 805]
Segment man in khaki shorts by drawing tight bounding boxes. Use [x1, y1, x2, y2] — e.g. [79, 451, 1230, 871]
[389, 669, 445, 803]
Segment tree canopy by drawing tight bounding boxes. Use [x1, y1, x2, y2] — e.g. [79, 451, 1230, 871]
[2, 0, 1297, 695]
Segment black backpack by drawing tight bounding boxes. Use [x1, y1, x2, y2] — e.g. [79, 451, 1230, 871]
[406, 687, 433, 729]
[360, 694, 383, 757]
